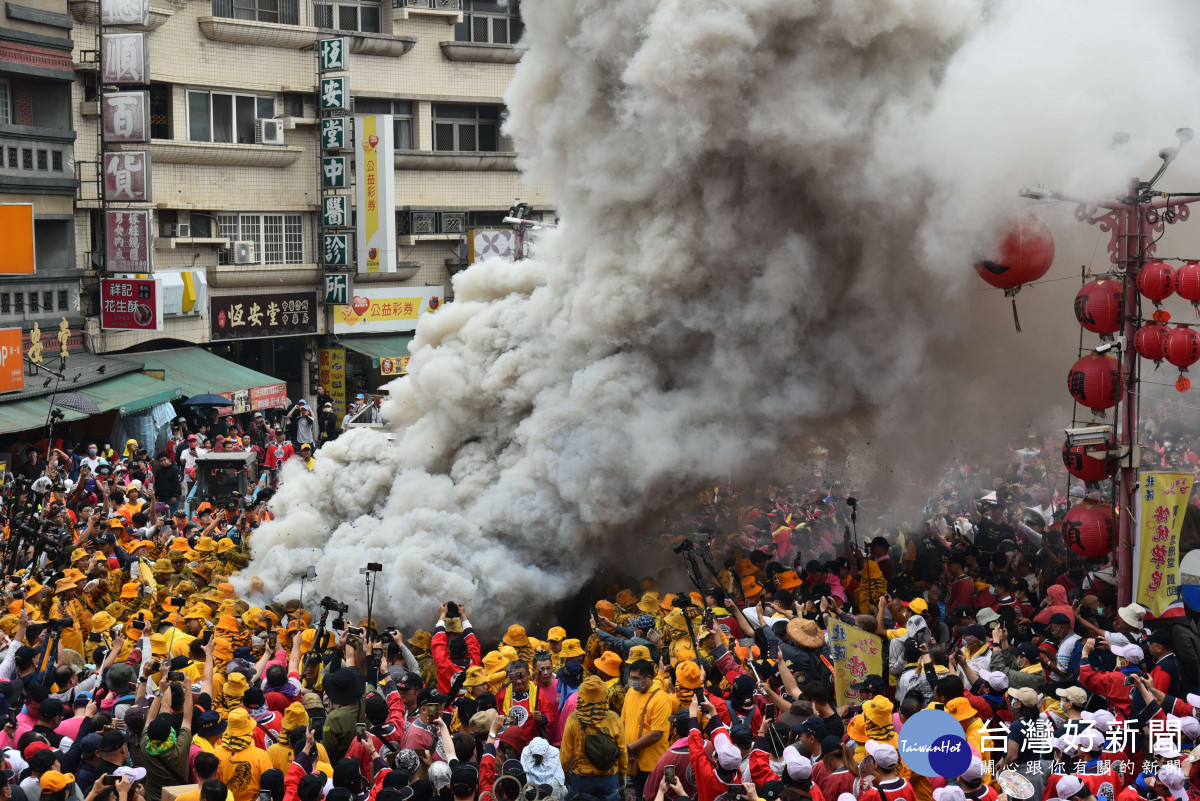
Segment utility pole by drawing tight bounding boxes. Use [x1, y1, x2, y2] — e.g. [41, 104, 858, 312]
[1021, 129, 1200, 606]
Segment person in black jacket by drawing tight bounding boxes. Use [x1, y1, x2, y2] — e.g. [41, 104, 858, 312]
[152, 454, 183, 514]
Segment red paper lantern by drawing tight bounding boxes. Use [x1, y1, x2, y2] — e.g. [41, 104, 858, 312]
[1061, 501, 1115, 558]
[1176, 261, 1200, 307]
[1067, 353, 1120, 411]
[1133, 322, 1170, 363]
[1166, 326, 1200, 370]
[1062, 438, 1115, 482]
[975, 215, 1055, 292]
[1074, 278, 1124, 335]
[1138, 260, 1176, 305]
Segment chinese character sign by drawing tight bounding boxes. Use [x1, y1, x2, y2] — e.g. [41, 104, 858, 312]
[379, 353, 410, 376]
[829, 620, 883, 703]
[323, 195, 349, 228]
[99, 278, 162, 331]
[1135, 471, 1193, 616]
[101, 0, 149, 25]
[322, 156, 347, 188]
[323, 234, 349, 267]
[102, 91, 150, 143]
[318, 37, 348, 71]
[320, 77, 348, 111]
[210, 291, 318, 341]
[102, 33, 149, 84]
[104, 210, 152, 272]
[332, 286, 442, 334]
[103, 151, 151, 202]
[323, 274, 349, 306]
[322, 117, 347, 150]
[354, 115, 396, 274]
[318, 347, 346, 416]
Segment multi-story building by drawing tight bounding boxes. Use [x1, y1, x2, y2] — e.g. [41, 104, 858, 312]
[0, 0, 81, 350]
[65, 0, 549, 415]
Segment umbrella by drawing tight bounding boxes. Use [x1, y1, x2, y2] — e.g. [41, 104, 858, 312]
[47, 392, 100, 415]
[183, 393, 232, 407]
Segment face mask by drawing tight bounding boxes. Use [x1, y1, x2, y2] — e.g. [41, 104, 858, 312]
[88, 448, 97, 456]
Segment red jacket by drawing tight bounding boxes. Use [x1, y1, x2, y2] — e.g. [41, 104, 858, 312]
[1078, 665, 1132, 718]
[688, 722, 736, 801]
[431, 622, 482, 696]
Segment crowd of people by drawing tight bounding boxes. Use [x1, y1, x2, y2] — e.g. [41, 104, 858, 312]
[0, 396, 1198, 801]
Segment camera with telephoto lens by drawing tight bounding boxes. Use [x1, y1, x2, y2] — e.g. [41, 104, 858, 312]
[46, 617, 74, 630]
[320, 596, 348, 614]
[672, 539, 693, 554]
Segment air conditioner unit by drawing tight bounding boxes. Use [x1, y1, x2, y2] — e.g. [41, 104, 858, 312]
[407, 211, 437, 235]
[439, 212, 467, 234]
[166, 223, 191, 238]
[255, 118, 285, 146]
[232, 241, 257, 264]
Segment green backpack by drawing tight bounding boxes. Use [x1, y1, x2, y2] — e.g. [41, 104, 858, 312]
[583, 724, 621, 772]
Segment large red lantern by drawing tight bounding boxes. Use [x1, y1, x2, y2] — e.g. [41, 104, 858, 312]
[1061, 501, 1115, 558]
[1062, 439, 1115, 482]
[1175, 261, 1200, 308]
[1067, 353, 1121, 411]
[1138, 260, 1176, 305]
[1166, 326, 1200, 370]
[1133, 322, 1170, 363]
[1074, 278, 1124, 336]
[975, 215, 1055, 291]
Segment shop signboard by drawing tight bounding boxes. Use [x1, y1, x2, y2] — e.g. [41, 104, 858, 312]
[100, 277, 162, 330]
[332, 285, 442, 334]
[210, 290, 317, 341]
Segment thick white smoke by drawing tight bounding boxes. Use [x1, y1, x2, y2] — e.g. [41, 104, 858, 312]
[242, 0, 1200, 627]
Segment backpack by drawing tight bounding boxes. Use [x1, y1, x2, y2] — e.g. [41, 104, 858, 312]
[583, 722, 620, 772]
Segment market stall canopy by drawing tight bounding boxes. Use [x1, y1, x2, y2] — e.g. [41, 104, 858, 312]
[116, 347, 289, 412]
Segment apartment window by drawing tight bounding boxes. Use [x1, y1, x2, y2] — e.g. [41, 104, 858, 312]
[313, 0, 379, 32]
[282, 93, 305, 118]
[57, 290, 67, 310]
[21, 149, 31, 170]
[211, 0, 298, 22]
[433, 104, 499, 152]
[52, 152, 63, 171]
[42, 291, 52, 311]
[36, 150, 47, 171]
[217, 212, 304, 265]
[354, 99, 413, 149]
[6, 148, 14, 168]
[13, 293, 23, 314]
[187, 90, 275, 144]
[0, 79, 9, 125]
[0, 294, 8, 315]
[27, 292, 37, 313]
[455, 0, 520, 44]
[150, 84, 172, 139]
[190, 212, 213, 238]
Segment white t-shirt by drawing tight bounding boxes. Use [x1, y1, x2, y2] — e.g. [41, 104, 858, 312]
[180, 447, 207, 471]
[80, 455, 102, 472]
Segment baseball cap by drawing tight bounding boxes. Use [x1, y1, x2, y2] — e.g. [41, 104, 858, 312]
[850, 675, 885, 694]
[1013, 642, 1040, 662]
[1048, 613, 1071, 625]
[1056, 776, 1087, 800]
[978, 669, 1009, 691]
[1056, 687, 1087, 707]
[1007, 687, 1040, 707]
[959, 755, 983, 782]
[1113, 643, 1143, 664]
[865, 740, 899, 769]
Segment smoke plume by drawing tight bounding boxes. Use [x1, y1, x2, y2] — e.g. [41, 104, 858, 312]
[242, 0, 1200, 626]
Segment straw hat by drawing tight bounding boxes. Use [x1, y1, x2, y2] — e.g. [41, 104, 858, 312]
[787, 619, 824, 650]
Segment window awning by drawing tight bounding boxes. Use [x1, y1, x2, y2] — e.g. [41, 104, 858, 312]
[0, 398, 87, 436]
[339, 335, 413, 363]
[115, 347, 289, 411]
[0, 373, 182, 436]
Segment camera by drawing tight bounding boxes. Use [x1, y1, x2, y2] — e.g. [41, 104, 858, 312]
[332, 617, 346, 632]
[672, 540, 693, 554]
[320, 596, 348, 614]
[445, 602, 459, 619]
[47, 617, 74, 630]
[347, 626, 364, 636]
[131, 620, 146, 631]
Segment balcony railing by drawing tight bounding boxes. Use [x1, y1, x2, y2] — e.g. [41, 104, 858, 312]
[395, 0, 460, 10]
[0, 125, 77, 194]
[211, 0, 300, 25]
